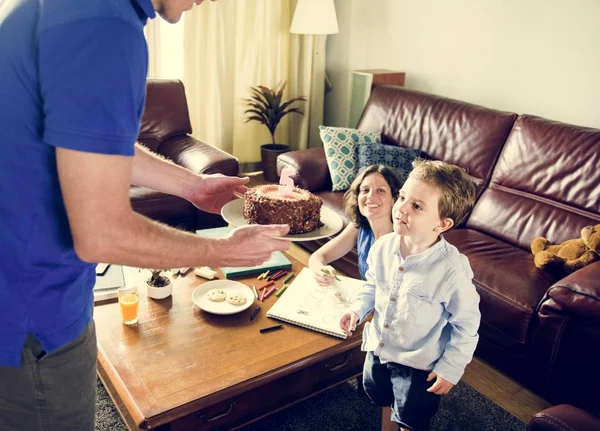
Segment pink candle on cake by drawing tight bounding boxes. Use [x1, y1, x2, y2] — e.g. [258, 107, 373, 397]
[278, 167, 297, 197]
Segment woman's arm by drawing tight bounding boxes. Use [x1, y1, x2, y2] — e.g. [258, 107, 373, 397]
[308, 223, 359, 284]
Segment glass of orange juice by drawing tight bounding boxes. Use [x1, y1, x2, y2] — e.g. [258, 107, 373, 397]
[117, 286, 139, 325]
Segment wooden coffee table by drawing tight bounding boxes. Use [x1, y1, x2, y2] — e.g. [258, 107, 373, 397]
[94, 254, 365, 430]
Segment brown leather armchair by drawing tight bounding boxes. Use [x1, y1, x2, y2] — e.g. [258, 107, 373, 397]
[528, 405, 600, 431]
[277, 86, 600, 411]
[131, 79, 239, 231]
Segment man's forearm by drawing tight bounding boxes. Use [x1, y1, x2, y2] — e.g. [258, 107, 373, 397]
[82, 209, 227, 269]
[131, 143, 197, 200]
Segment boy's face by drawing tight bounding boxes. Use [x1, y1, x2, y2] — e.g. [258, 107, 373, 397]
[392, 176, 453, 240]
[154, 0, 217, 24]
[357, 173, 395, 223]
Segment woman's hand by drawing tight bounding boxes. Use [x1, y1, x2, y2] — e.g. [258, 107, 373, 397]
[312, 264, 337, 286]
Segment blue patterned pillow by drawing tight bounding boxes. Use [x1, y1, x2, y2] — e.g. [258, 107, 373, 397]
[319, 126, 382, 191]
[357, 143, 424, 183]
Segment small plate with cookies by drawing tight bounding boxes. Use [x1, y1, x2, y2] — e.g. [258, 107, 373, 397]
[192, 280, 254, 315]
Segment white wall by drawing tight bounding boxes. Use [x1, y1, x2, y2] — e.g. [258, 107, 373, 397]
[325, 0, 600, 129]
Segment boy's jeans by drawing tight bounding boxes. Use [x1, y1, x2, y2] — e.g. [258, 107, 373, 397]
[363, 351, 440, 431]
[0, 321, 97, 431]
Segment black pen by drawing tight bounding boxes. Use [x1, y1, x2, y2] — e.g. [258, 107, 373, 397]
[259, 324, 283, 333]
[249, 305, 261, 321]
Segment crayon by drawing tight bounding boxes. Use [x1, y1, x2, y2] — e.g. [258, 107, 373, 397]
[250, 305, 261, 321]
[275, 284, 289, 297]
[259, 324, 283, 334]
[270, 270, 288, 281]
[282, 273, 295, 284]
[257, 280, 275, 291]
[252, 285, 258, 299]
[320, 268, 341, 281]
[267, 269, 285, 281]
[263, 284, 277, 299]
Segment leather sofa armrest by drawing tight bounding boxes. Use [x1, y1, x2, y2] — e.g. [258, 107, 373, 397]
[543, 261, 600, 319]
[277, 148, 332, 192]
[157, 135, 239, 177]
[526, 261, 600, 394]
[527, 404, 600, 431]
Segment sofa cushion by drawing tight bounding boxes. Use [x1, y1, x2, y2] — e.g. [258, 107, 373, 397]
[319, 126, 382, 191]
[444, 229, 559, 356]
[467, 115, 600, 250]
[357, 142, 423, 183]
[357, 86, 517, 199]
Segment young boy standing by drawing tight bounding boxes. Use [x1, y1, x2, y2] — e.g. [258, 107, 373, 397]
[340, 159, 481, 431]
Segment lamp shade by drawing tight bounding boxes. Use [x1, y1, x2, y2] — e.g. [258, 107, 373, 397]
[290, 0, 339, 35]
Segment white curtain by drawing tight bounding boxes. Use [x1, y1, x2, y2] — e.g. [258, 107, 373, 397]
[146, 0, 325, 171]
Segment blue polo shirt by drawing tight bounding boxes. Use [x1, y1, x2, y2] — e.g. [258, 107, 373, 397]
[0, 0, 155, 367]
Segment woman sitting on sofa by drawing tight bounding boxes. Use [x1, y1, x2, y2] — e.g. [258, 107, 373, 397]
[309, 164, 402, 284]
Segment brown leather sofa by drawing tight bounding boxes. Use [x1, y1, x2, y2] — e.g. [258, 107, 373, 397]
[277, 86, 600, 410]
[131, 79, 238, 231]
[528, 405, 600, 431]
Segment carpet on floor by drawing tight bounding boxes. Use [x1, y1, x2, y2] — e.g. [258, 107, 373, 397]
[96, 377, 525, 431]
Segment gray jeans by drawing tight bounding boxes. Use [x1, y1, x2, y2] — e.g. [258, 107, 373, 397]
[0, 321, 97, 431]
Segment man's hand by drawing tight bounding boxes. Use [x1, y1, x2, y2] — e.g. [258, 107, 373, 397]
[216, 224, 291, 267]
[187, 174, 249, 214]
[340, 311, 359, 337]
[426, 372, 454, 395]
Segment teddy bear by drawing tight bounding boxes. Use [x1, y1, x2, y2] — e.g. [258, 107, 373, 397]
[531, 224, 600, 274]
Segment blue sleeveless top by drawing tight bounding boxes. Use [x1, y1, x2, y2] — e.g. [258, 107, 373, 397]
[357, 227, 376, 280]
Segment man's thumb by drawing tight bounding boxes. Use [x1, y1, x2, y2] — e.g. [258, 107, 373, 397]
[426, 372, 436, 382]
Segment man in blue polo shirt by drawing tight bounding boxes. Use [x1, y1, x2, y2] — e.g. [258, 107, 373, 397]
[0, 0, 291, 429]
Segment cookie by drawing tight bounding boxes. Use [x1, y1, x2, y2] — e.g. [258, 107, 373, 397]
[226, 293, 247, 306]
[206, 288, 227, 302]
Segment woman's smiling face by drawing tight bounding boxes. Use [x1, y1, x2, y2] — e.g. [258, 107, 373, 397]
[357, 172, 395, 224]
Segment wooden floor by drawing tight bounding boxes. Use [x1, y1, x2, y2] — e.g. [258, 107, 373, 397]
[246, 171, 552, 424]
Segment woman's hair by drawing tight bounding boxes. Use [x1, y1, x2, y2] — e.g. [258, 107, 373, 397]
[343, 164, 403, 230]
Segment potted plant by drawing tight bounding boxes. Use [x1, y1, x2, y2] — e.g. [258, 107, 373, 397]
[243, 80, 306, 182]
[143, 269, 172, 300]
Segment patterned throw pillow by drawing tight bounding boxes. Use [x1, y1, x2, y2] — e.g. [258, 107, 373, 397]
[319, 126, 382, 191]
[357, 143, 424, 184]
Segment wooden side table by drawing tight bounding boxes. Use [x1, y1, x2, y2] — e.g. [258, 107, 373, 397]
[348, 69, 406, 128]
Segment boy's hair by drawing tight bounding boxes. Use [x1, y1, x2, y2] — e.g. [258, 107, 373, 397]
[343, 164, 403, 230]
[410, 159, 476, 228]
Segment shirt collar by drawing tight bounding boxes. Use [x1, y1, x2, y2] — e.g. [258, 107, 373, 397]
[132, 0, 156, 21]
[394, 234, 447, 261]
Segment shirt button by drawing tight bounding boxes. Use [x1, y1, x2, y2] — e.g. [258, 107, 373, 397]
[390, 296, 396, 302]
[379, 342, 385, 348]
[399, 267, 404, 272]
[384, 323, 389, 329]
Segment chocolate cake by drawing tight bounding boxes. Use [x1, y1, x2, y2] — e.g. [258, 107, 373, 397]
[243, 185, 322, 234]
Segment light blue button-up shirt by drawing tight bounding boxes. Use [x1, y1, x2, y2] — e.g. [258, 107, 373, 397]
[349, 232, 481, 385]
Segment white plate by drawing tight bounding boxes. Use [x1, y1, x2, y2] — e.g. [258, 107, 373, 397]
[221, 198, 344, 242]
[192, 280, 254, 315]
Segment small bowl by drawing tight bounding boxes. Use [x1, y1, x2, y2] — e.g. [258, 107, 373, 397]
[147, 279, 172, 300]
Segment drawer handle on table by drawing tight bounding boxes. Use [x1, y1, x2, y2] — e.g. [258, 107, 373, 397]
[325, 353, 352, 372]
[197, 401, 235, 422]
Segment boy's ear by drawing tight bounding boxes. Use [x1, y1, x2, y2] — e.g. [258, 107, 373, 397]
[436, 217, 454, 233]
